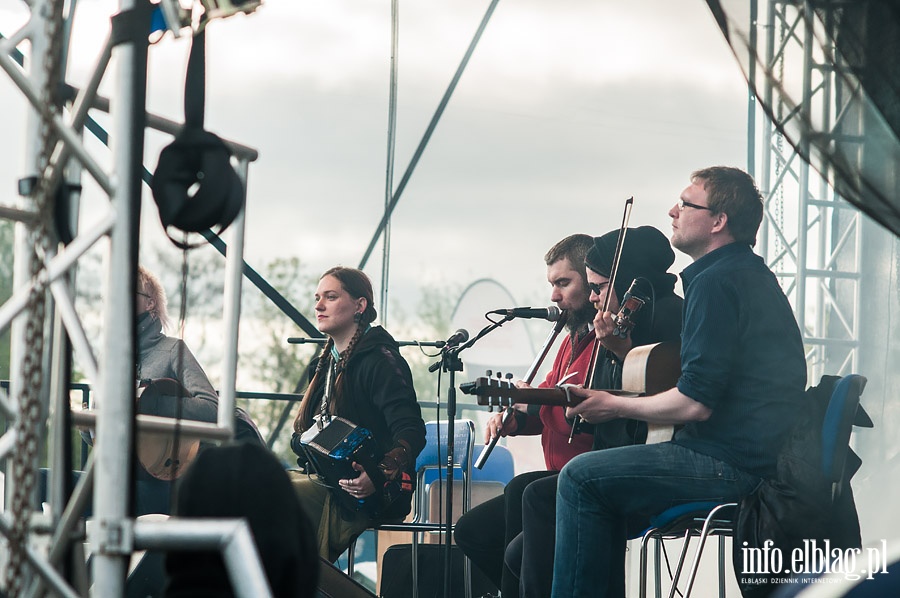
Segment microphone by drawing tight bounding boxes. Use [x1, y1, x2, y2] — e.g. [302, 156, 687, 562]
[489, 306, 562, 321]
[429, 328, 470, 372]
[444, 328, 470, 348]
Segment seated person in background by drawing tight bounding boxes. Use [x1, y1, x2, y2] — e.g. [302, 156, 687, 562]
[136, 266, 263, 448]
[454, 233, 598, 596]
[288, 266, 426, 563]
[52, 266, 262, 518]
[133, 265, 223, 514]
[508, 225, 684, 598]
[136, 265, 219, 422]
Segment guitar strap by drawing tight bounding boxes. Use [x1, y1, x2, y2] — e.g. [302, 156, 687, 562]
[316, 358, 336, 429]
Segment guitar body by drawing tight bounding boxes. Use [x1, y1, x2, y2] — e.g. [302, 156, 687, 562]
[136, 378, 202, 481]
[461, 341, 682, 445]
[620, 342, 681, 443]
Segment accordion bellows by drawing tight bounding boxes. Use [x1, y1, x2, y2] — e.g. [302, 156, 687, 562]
[299, 416, 384, 515]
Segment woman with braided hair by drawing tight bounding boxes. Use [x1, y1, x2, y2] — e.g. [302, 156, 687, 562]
[289, 266, 425, 562]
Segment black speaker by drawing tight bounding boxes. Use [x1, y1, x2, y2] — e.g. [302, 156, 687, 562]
[379, 544, 495, 598]
[316, 557, 376, 598]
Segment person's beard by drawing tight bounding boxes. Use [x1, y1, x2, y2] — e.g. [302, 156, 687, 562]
[566, 301, 596, 335]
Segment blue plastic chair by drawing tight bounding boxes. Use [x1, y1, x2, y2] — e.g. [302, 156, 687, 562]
[420, 441, 515, 488]
[347, 419, 476, 598]
[635, 374, 870, 598]
[471, 443, 515, 485]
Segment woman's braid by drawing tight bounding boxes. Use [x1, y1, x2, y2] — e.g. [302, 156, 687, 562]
[293, 338, 334, 432]
[330, 324, 365, 415]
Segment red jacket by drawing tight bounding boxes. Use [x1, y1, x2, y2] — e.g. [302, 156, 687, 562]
[515, 331, 596, 471]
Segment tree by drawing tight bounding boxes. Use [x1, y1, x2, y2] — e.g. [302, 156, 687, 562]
[238, 256, 319, 460]
[388, 282, 461, 409]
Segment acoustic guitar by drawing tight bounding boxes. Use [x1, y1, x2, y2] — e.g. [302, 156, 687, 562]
[460, 341, 682, 444]
[135, 378, 201, 480]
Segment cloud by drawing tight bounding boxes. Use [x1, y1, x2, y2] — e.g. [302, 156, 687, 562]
[1, 0, 749, 312]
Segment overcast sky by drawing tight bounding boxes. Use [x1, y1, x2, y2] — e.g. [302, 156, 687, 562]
[1, 0, 750, 323]
[9, 0, 900, 547]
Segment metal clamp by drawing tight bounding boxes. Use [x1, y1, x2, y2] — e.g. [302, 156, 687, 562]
[93, 518, 134, 556]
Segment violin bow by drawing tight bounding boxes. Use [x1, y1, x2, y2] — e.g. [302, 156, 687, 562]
[570, 196, 633, 442]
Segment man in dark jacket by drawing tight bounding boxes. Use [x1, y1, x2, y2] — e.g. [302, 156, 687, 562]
[552, 167, 807, 597]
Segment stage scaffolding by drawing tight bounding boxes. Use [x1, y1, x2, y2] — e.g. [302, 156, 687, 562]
[0, 0, 269, 596]
[0, 0, 505, 592]
[2, 0, 897, 596]
[752, 0, 863, 381]
[730, 0, 899, 484]
[732, 0, 894, 385]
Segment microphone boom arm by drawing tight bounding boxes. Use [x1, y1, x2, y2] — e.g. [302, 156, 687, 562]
[475, 311, 569, 469]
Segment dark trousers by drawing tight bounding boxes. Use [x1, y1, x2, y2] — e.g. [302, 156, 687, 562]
[504, 473, 560, 598]
[454, 470, 557, 593]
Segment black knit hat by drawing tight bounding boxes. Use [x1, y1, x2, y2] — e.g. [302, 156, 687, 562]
[584, 226, 677, 301]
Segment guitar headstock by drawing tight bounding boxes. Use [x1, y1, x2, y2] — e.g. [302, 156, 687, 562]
[460, 371, 516, 410]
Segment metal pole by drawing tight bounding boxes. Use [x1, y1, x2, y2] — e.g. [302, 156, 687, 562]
[380, 0, 399, 326]
[7, 0, 52, 515]
[758, 0, 777, 260]
[358, 0, 501, 270]
[747, 0, 758, 176]
[133, 518, 272, 598]
[218, 159, 249, 434]
[795, 3, 814, 349]
[91, 0, 149, 593]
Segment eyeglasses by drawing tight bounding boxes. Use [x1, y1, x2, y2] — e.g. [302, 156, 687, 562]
[678, 198, 713, 212]
[588, 281, 609, 296]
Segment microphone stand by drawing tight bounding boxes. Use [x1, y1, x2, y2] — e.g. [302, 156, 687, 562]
[474, 312, 567, 469]
[438, 344, 462, 598]
[428, 317, 508, 598]
[287, 336, 446, 348]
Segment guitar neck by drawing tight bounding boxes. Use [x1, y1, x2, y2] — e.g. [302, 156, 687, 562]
[480, 384, 574, 408]
[461, 342, 681, 410]
[464, 379, 641, 409]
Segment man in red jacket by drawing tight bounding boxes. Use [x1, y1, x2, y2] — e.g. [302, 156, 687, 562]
[455, 233, 598, 595]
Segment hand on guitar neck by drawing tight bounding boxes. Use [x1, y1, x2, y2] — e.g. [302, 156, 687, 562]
[461, 342, 683, 445]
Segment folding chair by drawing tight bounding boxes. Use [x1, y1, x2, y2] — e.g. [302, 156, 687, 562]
[347, 419, 476, 598]
[636, 374, 870, 598]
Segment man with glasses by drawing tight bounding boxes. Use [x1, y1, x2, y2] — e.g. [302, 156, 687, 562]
[551, 167, 808, 597]
[503, 225, 684, 598]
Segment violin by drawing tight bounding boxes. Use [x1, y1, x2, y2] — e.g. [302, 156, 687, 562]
[612, 278, 652, 339]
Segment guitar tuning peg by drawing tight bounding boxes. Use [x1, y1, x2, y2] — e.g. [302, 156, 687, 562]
[486, 369, 493, 377]
[504, 373, 514, 380]
[495, 371, 502, 379]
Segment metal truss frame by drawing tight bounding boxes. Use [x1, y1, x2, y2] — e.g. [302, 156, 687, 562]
[0, 1, 269, 596]
[17, 0, 885, 593]
[0, 0, 501, 594]
[754, 0, 864, 382]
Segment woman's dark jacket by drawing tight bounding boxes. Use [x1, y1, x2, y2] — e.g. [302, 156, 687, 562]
[304, 326, 426, 519]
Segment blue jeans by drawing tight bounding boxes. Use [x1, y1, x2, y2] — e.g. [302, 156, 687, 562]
[552, 442, 762, 598]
